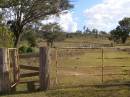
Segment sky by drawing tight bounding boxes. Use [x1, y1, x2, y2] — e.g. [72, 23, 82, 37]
[44, 0, 130, 32]
[71, 0, 102, 31]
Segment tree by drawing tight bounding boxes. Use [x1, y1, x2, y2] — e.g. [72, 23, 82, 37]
[1, 0, 73, 47]
[21, 23, 41, 47]
[99, 31, 108, 39]
[119, 17, 130, 30]
[0, 11, 13, 47]
[110, 17, 130, 44]
[23, 31, 37, 47]
[110, 27, 121, 43]
[0, 26, 13, 47]
[75, 30, 83, 37]
[42, 23, 65, 47]
[83, 26, 91, 34]
[89, 29, 98, 38]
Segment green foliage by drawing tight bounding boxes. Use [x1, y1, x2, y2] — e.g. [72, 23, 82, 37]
[23, 31, 37, 47]
[92, 29, 98, 38]
[19, 45, 27, 53]
[110, 17, 130, 44]
[26, 47, 33, 53]
[0, 26, 13, 47]
[1, 0, 73, 47]
[42, 23, 66, 47]
[19, 46, 34, 54]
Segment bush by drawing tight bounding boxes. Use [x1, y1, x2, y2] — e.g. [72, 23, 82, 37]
[19, 46, 35, 54]
[0, 26, 13, 47]
[19, 46, 27, 53]
[26, 47, 33, 53]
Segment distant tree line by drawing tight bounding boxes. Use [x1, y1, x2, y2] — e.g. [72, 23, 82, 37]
[66, 28, 108, 39]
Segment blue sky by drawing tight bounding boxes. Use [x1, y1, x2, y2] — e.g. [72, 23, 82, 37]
[45, 0, 130, 32]
[63, 0, 130, 32]
[71, 0, 102, 31]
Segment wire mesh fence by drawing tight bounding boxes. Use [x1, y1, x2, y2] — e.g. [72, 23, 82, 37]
[49, 47, 130, 89]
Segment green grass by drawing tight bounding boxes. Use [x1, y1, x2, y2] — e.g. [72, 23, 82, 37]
[1, 86, 130, 97]
[2, 37, 130, 97]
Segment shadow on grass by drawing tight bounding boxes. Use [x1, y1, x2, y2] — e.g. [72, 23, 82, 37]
[46, 85, 130, 97]
[1, 82, 130, 97]
[0, 89, 43, 96]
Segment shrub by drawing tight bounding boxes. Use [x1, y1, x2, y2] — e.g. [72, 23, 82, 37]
[26, 47, 33, 53]
[19, 46, 27, 53]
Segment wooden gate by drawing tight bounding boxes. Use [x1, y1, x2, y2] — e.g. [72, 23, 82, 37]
[19, 47, 50, 91]
[8, 48, 20, 91]
[0, 48, 19, 93]
[0, 47, 50, 93]
[19, 53, 40, 91]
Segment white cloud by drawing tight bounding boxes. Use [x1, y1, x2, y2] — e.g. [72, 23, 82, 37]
[42, 12, 78, 32]
[84, 0, 130, 32]
[59, 12, 78, 32]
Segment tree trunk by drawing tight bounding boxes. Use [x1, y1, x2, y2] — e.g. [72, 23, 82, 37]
[14, 32, 22, 48]
[13, 26, 23, 48]
[14, 35, 19, 48]
[50, 41, 53, 47]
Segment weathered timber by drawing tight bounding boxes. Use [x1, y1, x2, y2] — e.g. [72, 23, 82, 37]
[10, 49, 19, 92]
[0, 48, 10, 94]
[20, 65, 39, 71]
[20, 72, 39, 78]
[19, 80, 38, 84]
[19, 53, 39, 58]
[39, 47, 50, 91]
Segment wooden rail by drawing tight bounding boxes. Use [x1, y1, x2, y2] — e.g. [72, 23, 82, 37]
[20, 72, 39, 78]
[54, 47, 130, 50]
[19, 80, 39, 84]
[57, 66, 130, 69]
[20, 64, 39, 71]
[55, 47, 102, 49]
[19, 53, 39, 58]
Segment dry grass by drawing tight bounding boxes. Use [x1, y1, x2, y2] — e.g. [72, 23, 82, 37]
[2, 37, 130, 97]
[54, 48, 130, 88]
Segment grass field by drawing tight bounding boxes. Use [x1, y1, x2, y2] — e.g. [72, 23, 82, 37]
[1, 86, 130, 97]
[2, 37, 130, 97]
[53, 48, 130, 88]
[13, 46, 130, 97]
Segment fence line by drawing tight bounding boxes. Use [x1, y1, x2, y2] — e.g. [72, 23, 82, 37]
[54, 47, 130, 88]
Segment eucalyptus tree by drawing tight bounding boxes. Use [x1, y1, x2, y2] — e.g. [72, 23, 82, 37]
[110, 17, 130, 44]
[42, 23, 65, 47]
[0, 0, 73, 47]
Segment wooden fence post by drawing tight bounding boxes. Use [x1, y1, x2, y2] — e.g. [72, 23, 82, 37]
[11, 49, 18, 92]
[39, 47, 50, 91]
[0, 48, 10, 94]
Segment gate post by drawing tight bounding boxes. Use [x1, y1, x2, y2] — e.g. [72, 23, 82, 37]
[0, 48, 10, 94]
[39, 47, 50, 91]
[11, 49, 18, 92]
